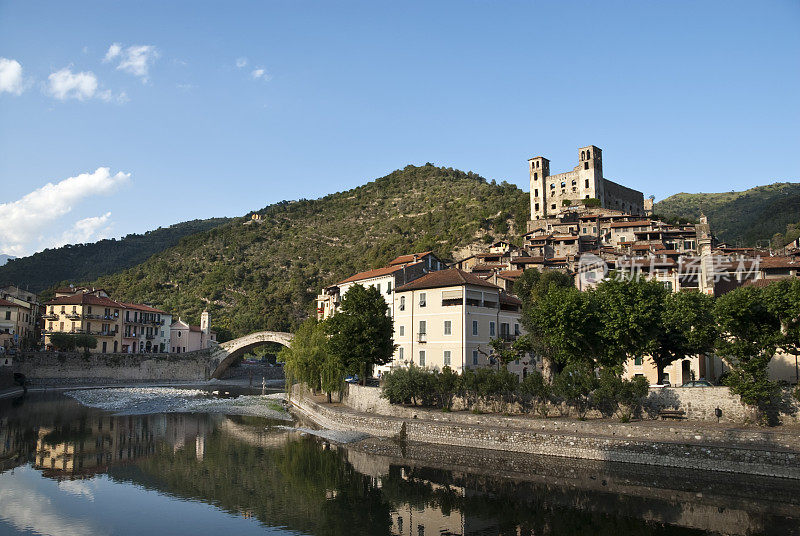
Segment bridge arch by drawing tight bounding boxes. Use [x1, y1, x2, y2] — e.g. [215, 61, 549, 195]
[209, 331, 293, 379]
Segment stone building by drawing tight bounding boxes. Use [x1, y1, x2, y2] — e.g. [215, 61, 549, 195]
[529, 145, 644, 221]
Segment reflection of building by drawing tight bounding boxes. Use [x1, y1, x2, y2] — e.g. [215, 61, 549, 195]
[33, 413, 216, 479]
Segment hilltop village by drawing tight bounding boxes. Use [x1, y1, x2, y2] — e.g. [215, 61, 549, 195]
[315, 145, 800, 386]
[2, 145, 799, 387]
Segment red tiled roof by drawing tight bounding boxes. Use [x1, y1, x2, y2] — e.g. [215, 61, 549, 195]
[744, 277, 796, 288]
[0, 298, 18, 307]
[512, 257, 545, 264]
[610, 220, 652, 228]
[758, 257, 799, 269]
[45, 294, 122, 307]
[388, 251, 433, 266]
[337, 265, 405, 285]
[497, 270, 523, 281]
[118, 302, 168, 314]
[500, 292, 523, 305]
[395, 269, 501, 292]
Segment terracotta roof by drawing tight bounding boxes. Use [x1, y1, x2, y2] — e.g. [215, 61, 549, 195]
[759, 257, 798, 269]
[337, 265, 405, 285]
[476, 252, 504, 258]
[743, 278, 795, 288]
[610, 220, 651, 228]
[45, 294, 122, 307]
[497, 270, 523, 281]
[190, 325, 202, 332]
[512, 257, 545, 264]
[0, 298, 18, 307]
[499, 292, 523, 305]
[388, 251, 433, 266]
[395, 269, 501, 292]
[472, 263, 505, 271]
[118, 302, 168, 314]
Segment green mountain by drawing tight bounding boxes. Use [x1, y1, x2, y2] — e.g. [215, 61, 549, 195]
[0, 254, 15, 266]
[0, 218, 230, 293]
[653, 182, 800, 246]
[88, 164, 528, 336]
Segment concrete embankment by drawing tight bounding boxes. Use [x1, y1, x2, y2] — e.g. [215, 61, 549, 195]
[290, 384, 800, 479]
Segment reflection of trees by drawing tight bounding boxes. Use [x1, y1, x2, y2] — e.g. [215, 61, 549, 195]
[111, 430, 392, 535]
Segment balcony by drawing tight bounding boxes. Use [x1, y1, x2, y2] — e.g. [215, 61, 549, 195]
[66, 313, 81, 320]
[145, 334, 155, 340]
[42, 313, 58, 320]
[416, 333, 427, 343]
[498, 333, 516, 342]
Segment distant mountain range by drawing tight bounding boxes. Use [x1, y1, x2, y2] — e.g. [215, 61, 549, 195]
[653, 182, 800, 246]
[0, 254, 15, 266]
[0, 218, 230, 293]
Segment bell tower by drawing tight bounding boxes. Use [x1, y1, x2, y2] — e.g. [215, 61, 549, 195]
[529, 156, 550, 220]
[201, 310, 210, 334]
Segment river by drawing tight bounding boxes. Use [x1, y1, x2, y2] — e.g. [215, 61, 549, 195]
[1, 386, 798, 536]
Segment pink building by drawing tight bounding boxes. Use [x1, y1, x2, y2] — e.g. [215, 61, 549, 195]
[170, 311, 217, 353]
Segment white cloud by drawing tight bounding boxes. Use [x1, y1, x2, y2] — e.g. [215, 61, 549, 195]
[47, 67, 99, 101]
[251, 68, 265, 79]
[236, 57, 248, 68]
[0, 167, 130, 256]
[103, 43, 122, 62]
[0, 57, 25, 95]
[104, 44, 158, 82]
[57, 212, 113, 247]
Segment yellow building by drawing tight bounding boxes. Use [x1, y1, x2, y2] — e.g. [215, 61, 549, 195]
[0, 297, 34, 350]
[392, 269, 526, 374]
[43, 292, 124, 353]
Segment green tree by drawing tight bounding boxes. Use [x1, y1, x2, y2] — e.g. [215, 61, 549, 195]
[74, 334, 98, 356]
[281, 318, 342, 401]
[763, 278, 800, 377]
[714, 286, 781, 421]
[651, 291, 717, 384]
[594, 276, 669, 371]
[326, 284, 395, 386]
[49, 333, 76, 351]
[552, 364, 596, 419]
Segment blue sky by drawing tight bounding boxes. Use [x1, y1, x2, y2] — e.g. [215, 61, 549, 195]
[1, 0, 798, 257]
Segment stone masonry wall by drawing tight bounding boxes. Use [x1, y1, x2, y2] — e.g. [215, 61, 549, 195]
[13, 350, 213, 382]
[343, 382, 799, 424]
[291, 384, 800, 479]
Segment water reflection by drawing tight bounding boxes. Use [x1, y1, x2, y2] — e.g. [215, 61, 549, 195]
[1, 391, 798, 536]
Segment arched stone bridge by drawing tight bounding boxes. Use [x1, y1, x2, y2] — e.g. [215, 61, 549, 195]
[209, 331, 293, 379]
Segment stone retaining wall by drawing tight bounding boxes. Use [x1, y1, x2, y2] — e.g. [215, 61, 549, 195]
[342, 382, 799, 424]
[291, 385, 800, 479]
[13, 350, 212, 381]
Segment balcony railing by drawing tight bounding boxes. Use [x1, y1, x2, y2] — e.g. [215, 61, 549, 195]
[417, 333, 427, 343]
[66, 313, 81, 320]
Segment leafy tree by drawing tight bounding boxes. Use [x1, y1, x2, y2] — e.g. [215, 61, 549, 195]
[594, 276, 669, 371]
[325, 284, 395, 385]
[281, 318, 342, 401]
[49, 333, 76, 351]
[651, 291, 716, 384]
[763, 278, 800, 365]
[519, 370, 552, 416]
[435, 366, 461, 410]
[715, 286, 781, 421]
[74, 334, 98, 356]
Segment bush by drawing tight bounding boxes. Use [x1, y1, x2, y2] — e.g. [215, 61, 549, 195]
[519, 371, 552, 416]
[381, 364, 437, 406]
[553, 364, 596, 419]
[592, 369, 649, 420]
[435, 366, 461, 410]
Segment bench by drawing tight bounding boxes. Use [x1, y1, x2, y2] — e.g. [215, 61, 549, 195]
[659, 409, 686, 420]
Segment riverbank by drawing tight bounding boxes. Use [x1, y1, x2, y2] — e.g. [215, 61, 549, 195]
[290, 384, 800, 479]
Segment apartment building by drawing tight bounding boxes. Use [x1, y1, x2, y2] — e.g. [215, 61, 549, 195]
[0, 285, 40, 350]
[120, 303, 172, 353]
[43, 292, 124, 353]
[391, 269, 525, 374]
[316, 251, 444, 320]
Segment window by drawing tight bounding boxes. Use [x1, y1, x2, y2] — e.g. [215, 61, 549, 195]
[582, 227, 587, 233]
[386, 281, 392, 293]
[585, 179, 589, 188]
[514, 323, 520, 336]
[399, 325, 405, 336]
[634, 356, 643, 366]
[533, 172, 537, 180]
[472, 320, 478, 335]
[4, 311, 9, 320]
[472, 350, 479, 365]
[443, 350, 451, 366]
[550, 183, 555, 189]
[376, 283, 381, 293]
[399, 296, 405, 311]
[444, 320, 451, 335]
[419, 351, 425, 367]
[419, 292, 426, 307]
[551, 204, 556, 210]
[534, 189, 538, 197]
[489, 321, 496, 337]
[534, 203, 539, 211]
[399, 347, 404, 360]
[584, 162, 589, 170]
[561, 181, 566, 188]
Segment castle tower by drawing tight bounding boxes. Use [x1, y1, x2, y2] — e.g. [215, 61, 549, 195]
[577, 145, 603, 203]
[529, 156, 550, 220]
[200, 310, 210, 334]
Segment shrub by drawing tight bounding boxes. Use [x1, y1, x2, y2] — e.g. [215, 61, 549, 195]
[519, 370, 552, 417]
[552, 364, 596, 419]
[435, 366, 461, 410]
